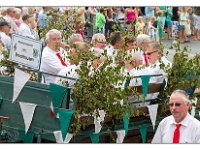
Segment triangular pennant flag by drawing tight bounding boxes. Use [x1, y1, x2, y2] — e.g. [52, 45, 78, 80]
[140, 75, 150, 97]
[116, 130, 126, 144]
[93, 110, 106, 134]
[123, 113, 129, 134]
[53, 130, 73, 143]
[12, 68, 31, 103]
[147, 104, 158, 130]
[139, 126, 148, 143]
[58, 109, 74, 141]
[90, 133, 100, 143]
[19, 102, 37, 133]
[18, 129, 34, 143]
[49, 83, 67, 117]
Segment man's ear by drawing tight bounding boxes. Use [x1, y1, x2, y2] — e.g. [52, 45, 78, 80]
[187, 102, 191, 108]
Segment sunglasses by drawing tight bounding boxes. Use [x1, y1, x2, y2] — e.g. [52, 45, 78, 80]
[169, 102, 181, 107]
[146, 50, 158, 56]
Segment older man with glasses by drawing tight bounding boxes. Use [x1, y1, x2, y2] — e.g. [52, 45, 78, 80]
[128, 42, 171, 106]
[152, 90, 200, 143]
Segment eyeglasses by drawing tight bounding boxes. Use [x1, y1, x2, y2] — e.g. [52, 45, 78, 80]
[169, 102, 181, 107]
[98, 41, 106, 44]
[51, 38, 62, 42]
[146, 50, 158, 56]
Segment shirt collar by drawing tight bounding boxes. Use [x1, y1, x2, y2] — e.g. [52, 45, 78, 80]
[170, 113, 190, 127]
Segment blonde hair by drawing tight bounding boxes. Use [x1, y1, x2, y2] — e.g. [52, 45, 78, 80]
[150, 16, 156, 23]
[91, 33, 106, 44]
[157, 10, 163, 16]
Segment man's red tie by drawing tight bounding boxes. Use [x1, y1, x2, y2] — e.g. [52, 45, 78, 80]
[143, 52, 149, 66]
[173, 124, 182, 143]
[56, 53, 67, 66]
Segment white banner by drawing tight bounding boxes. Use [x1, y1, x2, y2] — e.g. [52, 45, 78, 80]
[19, 102, 37, 133]
[147, 104, 158, 130]
[93, 110, 106, 134]
[12, 68, 31, 103]
[116, 130, 126, 144]
[53, 131, 73, 143]
[9, 34, 42, 70]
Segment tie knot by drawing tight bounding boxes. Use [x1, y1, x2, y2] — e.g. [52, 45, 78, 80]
[176, 124, 181, 128]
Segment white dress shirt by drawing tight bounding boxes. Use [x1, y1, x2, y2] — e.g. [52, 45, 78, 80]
[128, 56, 172, 106]
[3, 15, 19, 34]
[90, 47, 104, 57]
[152, 113, 200, 143]
[0, 32, 11, 50]
[55, 64, 78, 88]
[18, 23, 35, 39]
[40, 46, 67, 84]
[105, 44, 118, 65]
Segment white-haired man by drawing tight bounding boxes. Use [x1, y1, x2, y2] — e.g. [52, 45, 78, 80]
[136, 34, 151, 66]
[152, 90, 200, 143]
[40, 29, 68, 84]
[91, 33, 106, 56]
[3, 7, 19, 34]
[128, 42, 171, 106]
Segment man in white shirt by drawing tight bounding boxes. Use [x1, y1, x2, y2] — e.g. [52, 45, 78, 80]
[152, 90, 200, 143]
[40, 29, 67, 84]
[0, 20, 11, 50]
[129, 42, 171, 106]
[18, 14, 35, 39]
[3, 7, 19, 34]
[105, 31, 122, 65]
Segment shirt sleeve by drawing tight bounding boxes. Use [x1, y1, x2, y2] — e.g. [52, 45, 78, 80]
[151, 122, 163, 143]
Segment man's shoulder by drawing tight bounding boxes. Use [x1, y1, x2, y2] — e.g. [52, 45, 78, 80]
[159, 115, 173, 125]
[187, 114, 200, 127]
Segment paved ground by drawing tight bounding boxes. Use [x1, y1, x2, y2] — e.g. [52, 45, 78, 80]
[162, 33, 200, 61]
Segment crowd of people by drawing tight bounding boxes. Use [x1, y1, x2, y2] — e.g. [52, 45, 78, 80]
[0, 6, 200, 144]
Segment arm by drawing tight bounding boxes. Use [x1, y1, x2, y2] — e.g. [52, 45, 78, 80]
[151, 122, 163, 143]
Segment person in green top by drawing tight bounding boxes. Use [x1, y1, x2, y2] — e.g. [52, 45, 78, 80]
[166, 7, 173, 39]
[156, 6, 167, 30]
[157, 11, 164, 44]
[95, 8, 106, 33]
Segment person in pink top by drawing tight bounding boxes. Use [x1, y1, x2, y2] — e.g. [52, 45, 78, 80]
[124, 7, 136, 31]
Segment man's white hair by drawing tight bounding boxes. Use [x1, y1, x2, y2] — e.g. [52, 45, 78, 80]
[136, 34, 150, 46]
[170, 90, 191, 104]
[45, 29, 61, 42]
[91, 33, 105, 44]
[14, 8, 22, 14]
[67, 33, 83, 46]
[0, 7, 7, 13]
